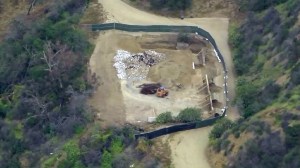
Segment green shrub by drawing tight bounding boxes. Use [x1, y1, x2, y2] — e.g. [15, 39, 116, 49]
[110, 138, 124, 156]
[156, 112, 173, 124]
[177, 107, 201, 122]
[101, 150, 112, 168]
[63, 140, 81, 165]
[0, 99, 10, 118]
[211, 139, 222, 152]
[228, 23, 241, 48]
[209, 118, 233, 140]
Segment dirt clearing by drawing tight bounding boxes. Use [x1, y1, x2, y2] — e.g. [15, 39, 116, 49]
[89, 30, 221, 125]
[92, 1, 238, 167]
[98, 0, 239, 120]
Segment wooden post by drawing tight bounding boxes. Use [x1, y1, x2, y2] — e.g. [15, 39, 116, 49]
[206, 74, 214, 112]
[202, 52, 206, 66]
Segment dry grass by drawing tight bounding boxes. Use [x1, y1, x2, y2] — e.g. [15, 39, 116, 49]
[80, 0, 106, 24]
[0, 0, 28, 39]
[151, 138, 172, 166]
[0, 0, 50, 40]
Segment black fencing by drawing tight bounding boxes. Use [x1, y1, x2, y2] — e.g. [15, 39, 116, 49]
[135, 116, 221, 139]
[89, 23, 229, 139]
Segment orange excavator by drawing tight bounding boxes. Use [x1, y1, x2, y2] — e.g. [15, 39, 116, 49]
[156, 87, 169, 98]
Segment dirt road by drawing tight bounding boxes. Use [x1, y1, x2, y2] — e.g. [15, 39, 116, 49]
[166, 127, 212, 168]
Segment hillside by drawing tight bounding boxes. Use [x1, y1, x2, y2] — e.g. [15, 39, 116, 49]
[1, 0, 299, 167]
[123, 0, 238, 18]
[0, 1, 171, 167]
[208, 0, 300, 167]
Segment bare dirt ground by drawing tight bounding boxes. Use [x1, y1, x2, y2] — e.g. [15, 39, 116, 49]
[98, 0, 239, 120]
[89, 31, 127, 127]
[91, 0, 239, 167]
[161, 127, 212, 168]
[89, 31, 219, 125]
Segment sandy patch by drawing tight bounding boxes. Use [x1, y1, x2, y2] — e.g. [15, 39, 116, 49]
[160, 127, 212, 168]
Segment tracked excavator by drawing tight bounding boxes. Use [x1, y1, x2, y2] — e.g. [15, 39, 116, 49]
[139, 83, 169, 98]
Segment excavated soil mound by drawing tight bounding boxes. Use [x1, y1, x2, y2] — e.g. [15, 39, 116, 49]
[147, 50, 196, 88]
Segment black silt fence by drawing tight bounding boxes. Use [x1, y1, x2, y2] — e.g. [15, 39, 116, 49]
[135, 116, 221, 139]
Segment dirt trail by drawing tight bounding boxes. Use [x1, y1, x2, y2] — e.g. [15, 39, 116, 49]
[95, 0, 239, 167]
[165, 127, 213, 168]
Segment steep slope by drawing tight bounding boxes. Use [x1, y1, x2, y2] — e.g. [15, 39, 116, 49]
[208, 0, 300, 167]
[123, 0, 238, 18]
[0, 1, 171, 167]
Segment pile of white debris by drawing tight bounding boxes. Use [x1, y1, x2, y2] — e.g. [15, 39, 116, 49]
[114, 50, 165, 81]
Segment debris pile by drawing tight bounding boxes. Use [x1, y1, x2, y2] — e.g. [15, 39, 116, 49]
[113, 50, 165, 81]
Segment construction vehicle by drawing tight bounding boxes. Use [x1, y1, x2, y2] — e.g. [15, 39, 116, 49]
[139, 83, 169, 98]
[156, 87, 168, 98]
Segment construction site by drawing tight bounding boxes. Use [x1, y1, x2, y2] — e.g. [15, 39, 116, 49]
[89, 30, 226, 126]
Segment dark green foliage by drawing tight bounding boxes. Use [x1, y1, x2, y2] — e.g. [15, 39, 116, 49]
[177, 107, 202, 122]
[291, 63, 300, 85]
[77, 126, 136, 167]
[237, 0, 289, 11]
[0, 0, 93, 167]
[235, 77, 259, 118]
[210, 118, 234, 152]
[230, 132, 286, 168]
[101, 150, 112, 168]
[284, 124, 300, 149]
[229, 118, 300, 168]
[150, 0, 192, 10]
[210, 118, 233, 140]
[213, 0, 300, 167]
[156, 112, 173, 124]
[232, 0, 300, 118]
[282, 147, 300, 168]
